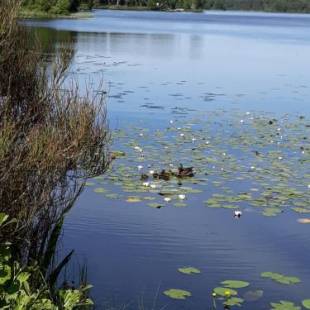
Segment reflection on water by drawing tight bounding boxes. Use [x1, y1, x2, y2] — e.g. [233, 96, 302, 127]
[25, 10, 310, 309]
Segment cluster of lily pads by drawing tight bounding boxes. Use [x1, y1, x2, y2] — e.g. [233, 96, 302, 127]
[85, 110, 309, 308]
[162, 266, 310, 309]
[87, 110, 309, 221]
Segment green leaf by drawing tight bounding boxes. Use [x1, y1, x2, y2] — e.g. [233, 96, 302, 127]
[17, 272, 30, 284]
[261, 272, 301, 285]
[163, 289, 192, 300]
[178, 267, 201, 275]
[213, 287, 238, 297]
[224, 297, 244, 307]
[0, 213, 9, 226]
[221, 280, 250, 289]
[270, 300, 301, 310]
[302, 299, 310, 309]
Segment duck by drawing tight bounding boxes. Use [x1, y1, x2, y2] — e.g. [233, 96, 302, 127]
[153, 169, 171, 181]
[176, 164, 194, 178]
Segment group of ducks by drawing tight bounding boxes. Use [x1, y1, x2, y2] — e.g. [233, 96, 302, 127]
[141, 164, 194, 181]
[140, 164, 243, 218]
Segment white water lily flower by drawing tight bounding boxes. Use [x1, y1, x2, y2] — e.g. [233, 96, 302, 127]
[180, 133, 185, 137]
[150, 184, 157, 189]
[234, 210, 242, 218]
[170, 120, 174, 124]
[240, 119, 244, 123]
[278, 156, 283, 160]
[177, 127, 181, 130]
[137, 165, 143, 170]
[205, 141, 210, 145]
[139, 133, 144, 137]
[134, 146, 143, 152]
[250, 166, 255, 170]
[164, 197, 171, 202]
[246, 111, 251, 115]
[307, 184, 310, 189]
[143, 182, 150, 187]
[149, 170, 155, 175]
[192, 138, 197, 142]
[178, 194, 186, 200]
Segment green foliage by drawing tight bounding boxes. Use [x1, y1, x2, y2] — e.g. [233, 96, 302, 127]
[0, 214, 93, 309]
[94, 0, 310, 12]
[22, 0, 94, 14]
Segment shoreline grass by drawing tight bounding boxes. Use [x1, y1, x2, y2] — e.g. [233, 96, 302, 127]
[19, 8, 93, 19]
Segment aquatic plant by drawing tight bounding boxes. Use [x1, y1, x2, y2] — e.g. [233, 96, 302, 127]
[163, 288, 191, 300]
[270, 300, 301, 310]
[261, 272, 301, 285]
[178, 266, 201, 275]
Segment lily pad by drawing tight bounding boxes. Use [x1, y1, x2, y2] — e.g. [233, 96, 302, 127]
[270, 300, 301, 310]
[163, 289, 192, 300]
[302, 299, 310, 309]
[261, 272, 301, 285]
[178, 267, 201, 275]
[93, 187, 106, 193]
[221, 280, 250, 289]
[126, 196, 142, 203]
[224, 297, 244, 307]
[213, 287, 238, 297]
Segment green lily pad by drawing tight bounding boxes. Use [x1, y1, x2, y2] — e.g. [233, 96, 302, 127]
[302, 300, 310, 309]
[213, 287, 238, 297]
[178, 267, 201, 275]
[224, 297, 244, 307]
[221, 280, 250, 289]
[93, 187, 106, 194]
[262, 208, 282, 217]
[270, 300, 301, 310]
[126, 196, 142, 203]
[261, 272, 301, 285]
[163, 289, 192, 300]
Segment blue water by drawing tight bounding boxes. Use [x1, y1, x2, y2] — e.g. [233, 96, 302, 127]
[25, 10, 310, 309]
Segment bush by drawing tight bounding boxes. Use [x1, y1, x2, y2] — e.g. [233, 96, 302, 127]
[0, 0, 110, 275]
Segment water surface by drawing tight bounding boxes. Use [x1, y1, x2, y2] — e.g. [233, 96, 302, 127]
[25, 10, 310, 309]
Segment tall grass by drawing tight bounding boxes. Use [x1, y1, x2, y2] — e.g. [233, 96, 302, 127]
[0, 0, 110, 272]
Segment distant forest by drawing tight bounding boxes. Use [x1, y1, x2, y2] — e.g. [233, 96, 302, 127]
[22, 0, 310, 14]
[22, 0, 94, 14]
[95, 0, 310, 12]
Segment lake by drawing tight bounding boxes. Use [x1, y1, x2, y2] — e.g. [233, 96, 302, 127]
[24, 10, 310, 309]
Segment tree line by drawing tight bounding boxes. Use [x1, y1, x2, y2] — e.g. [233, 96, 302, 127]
[94, 0, 310, 12]
[22, 0, 95, 14]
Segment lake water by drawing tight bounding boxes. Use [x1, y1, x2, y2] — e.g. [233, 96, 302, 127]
[25, 10, 310, 309]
